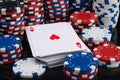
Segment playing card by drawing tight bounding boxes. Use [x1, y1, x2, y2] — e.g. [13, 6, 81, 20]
[25, 22, 91, 57]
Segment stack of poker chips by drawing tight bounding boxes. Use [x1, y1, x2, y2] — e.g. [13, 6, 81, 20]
[93, 44, 120, 75]
[81, 27, 112, 50]
[0, 35, 23, 65]
[44, 0, 69, 23]
[64, 52, 98, 80]
[92, 0, 120, 30]
[0, 1, 24, 39]
[23, 0, 44, 26]
[69, 11, 98, 36]
[69, 0, 92, 13]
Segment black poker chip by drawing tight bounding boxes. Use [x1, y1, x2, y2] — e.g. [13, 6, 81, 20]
[0, 1, 24, 12]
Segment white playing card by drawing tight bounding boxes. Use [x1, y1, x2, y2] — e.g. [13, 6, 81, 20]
[25, 22, 91, 58]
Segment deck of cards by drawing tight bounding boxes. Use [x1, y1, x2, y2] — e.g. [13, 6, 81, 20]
[25, 22, 91, 68]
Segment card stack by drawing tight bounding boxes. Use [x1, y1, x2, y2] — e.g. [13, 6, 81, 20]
[25, 22, 91, 68]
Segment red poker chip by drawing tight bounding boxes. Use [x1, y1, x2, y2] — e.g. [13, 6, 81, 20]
[45, 10, 67, 14]
[23, 0, 42, 4]
[69, 21, 96, 27]
[23, 0, 41, 2]
[25, 20, 44, 26]
[0, 26, 24, 33]
[24, 2, 43, 7]
[0, 14, 24, 20]
[24, 13, 44, 19]
[45, 15, 68, 19]
[24, 7, 40, 11]
[0, 25, 24, 32]
[0, 53, 22, 62]
[45, 1, 68, 6]
[0, 8, 24, 15]
[0, 58, 20, 65]
[25, 19, 43, 23]
[70, 23, 92, 29]
[24, 9, 42, 14]
[0, 12, 24, 17]
[45, 17, 67, 20]
[24, 12, 41, 16]
[64, 66, 98, 75]
[45, 19, 66, 23]
[0, 29, 25, 35]
[24, 3, 43, 9]
[0, 17, 24, 22]
[25, 7, 44, 12]
[64, 71, 98, 80]
[0, 50, 22, 59]
[45, 6, 68, 10]
[93, 44, 120, 62]
[70, 11, 98, 24]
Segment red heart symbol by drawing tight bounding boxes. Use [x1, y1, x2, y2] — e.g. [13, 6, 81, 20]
[76, 42, 82, 48]
[50, 34, 60, 40]
[30, 27, 34, 32]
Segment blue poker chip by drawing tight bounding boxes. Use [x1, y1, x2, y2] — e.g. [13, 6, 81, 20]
[12, 58, 46, 78]
[47, 4, 69, 8]
[0, 46, 22, 57]
[64, 52, 98, 73]
[46, 0, 68, 4]
[24, 16, 43, 22]
[0, 35, 21, 52]
[71, 0, 91, 4]
[0, 19, 22, 25]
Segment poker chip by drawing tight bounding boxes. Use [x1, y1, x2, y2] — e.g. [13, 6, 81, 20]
[98, 59, 120, 68]
[0, 1, 24, 38]
[44, 0, 69, 23]
[64, 52, 98, 80]
[64, 70, 97, 80]
[64, 68, 98, 79]
[64, 67, 98, 76]
[70, 11, 98, 25]
[93, 44, 120, 63]
[64, 52, 98, 73]
[12, 58, 46, 78]
[92, 0, 119, 30]
[0, 35, 23, 65]
[24, 0, 44, 26]
[0, 35, 21, 52]
[69, 11, 98, 36]
[70, 0, 92, 12]
[0, 1, 23, 12]
[81, 27, 112, 45]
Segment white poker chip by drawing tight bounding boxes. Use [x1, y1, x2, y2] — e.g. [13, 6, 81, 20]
[82, 27, 112, 45]
[12, 58, 46, 78]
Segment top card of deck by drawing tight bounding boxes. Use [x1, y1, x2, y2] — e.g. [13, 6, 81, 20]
[25, 22, 91, 57]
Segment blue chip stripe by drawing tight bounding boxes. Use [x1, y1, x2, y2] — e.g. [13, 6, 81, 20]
[32, 72, 38, 78]
[0, 19, 22, 25]
[16, 71, 22, 77]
